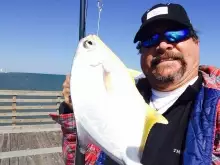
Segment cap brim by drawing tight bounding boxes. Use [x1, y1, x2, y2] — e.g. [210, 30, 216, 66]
[133, 16, 190, 43]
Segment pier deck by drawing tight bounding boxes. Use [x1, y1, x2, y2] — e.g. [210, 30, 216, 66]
[0, 125, 64, 165]
[0, 89, 65, 165]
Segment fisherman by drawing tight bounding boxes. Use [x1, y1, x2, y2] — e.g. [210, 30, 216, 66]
[50, 3, 220, 165]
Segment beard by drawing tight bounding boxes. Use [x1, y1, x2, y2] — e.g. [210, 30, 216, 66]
[150, 51, 187, 83]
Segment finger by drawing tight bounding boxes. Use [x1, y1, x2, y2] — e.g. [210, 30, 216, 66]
[66, 74, 70, 80]
[64, 96, 71, 104]
[63, 88, 70, 95]
[62, 74, 71, 88]
[62, 89, 70, 98]
[63, 82, 70, 89]
[63, 80, 71, 89]
[64, 95, 72, 107]
[66, 74, 71, 84]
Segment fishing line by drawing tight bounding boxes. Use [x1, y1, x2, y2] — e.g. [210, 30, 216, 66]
[97, 0, 103, 36]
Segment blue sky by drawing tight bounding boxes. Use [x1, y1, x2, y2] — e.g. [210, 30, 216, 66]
[0, 0, 219, 75]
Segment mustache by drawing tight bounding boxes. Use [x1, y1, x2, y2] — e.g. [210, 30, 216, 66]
[151, 51, 184, 66]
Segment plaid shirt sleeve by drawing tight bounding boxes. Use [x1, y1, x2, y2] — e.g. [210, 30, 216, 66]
[49, 113, 77, 165]
[49, 112, 103, 165]
[213, 99, 220, 165]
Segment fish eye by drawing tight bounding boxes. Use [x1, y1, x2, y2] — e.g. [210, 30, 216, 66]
[83, 40, 95, 49]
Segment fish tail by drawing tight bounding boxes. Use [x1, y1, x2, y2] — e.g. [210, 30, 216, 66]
[138, 105, 168, 158]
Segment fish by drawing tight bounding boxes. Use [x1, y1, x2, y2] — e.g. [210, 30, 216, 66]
[70, 34, 168, 165]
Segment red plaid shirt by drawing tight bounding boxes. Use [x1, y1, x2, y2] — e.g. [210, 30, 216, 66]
[50, 65, 220, 165]
[49, 113, 101, 165]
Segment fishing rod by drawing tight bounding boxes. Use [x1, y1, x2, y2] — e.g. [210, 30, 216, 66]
[79, 0, 87, 40]
[79, 0, 103, 40]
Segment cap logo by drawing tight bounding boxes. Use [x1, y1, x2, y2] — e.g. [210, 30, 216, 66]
[147, 6, 168, 20]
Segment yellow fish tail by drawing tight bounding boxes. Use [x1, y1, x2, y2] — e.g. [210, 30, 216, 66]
[139, 105, 168, 157]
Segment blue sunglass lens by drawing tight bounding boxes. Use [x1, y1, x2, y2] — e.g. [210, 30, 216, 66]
[142, 34, 159, 47]
[141, 29, 190, 48]
[165, 29, 190, 42]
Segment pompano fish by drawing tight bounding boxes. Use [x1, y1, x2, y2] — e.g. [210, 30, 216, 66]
[70, 34, 168, 165]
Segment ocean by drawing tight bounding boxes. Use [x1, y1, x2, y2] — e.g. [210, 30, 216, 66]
[0, 72, 66, 91]
[0, 72, 66, 126]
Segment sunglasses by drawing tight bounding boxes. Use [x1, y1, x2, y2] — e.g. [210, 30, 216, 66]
[141, 29, 191, 48]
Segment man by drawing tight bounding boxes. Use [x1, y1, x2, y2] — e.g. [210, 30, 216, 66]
[50, 3, 220, 165]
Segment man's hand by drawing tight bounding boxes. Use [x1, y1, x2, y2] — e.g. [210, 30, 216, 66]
[62, 74, 73, 111]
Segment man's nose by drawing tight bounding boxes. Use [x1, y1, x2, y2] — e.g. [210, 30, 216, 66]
[156, 40, 174, 53]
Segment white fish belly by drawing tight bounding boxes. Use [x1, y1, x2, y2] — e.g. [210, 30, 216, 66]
[71, 75, 146, 164]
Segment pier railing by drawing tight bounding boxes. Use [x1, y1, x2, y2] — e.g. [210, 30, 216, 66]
[0, 90, 64, 126]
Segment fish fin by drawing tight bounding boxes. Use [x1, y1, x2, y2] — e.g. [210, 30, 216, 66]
[103, 69, 112, 92]
[139, 104, 168, 157]
[127, 68, 142, 85]
[127, 68, 141, 77]
[129, 72, 136, 85]
[127, 69, 136, 84]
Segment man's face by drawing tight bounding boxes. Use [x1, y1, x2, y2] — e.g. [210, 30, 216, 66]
[140, 21, 200, 84]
